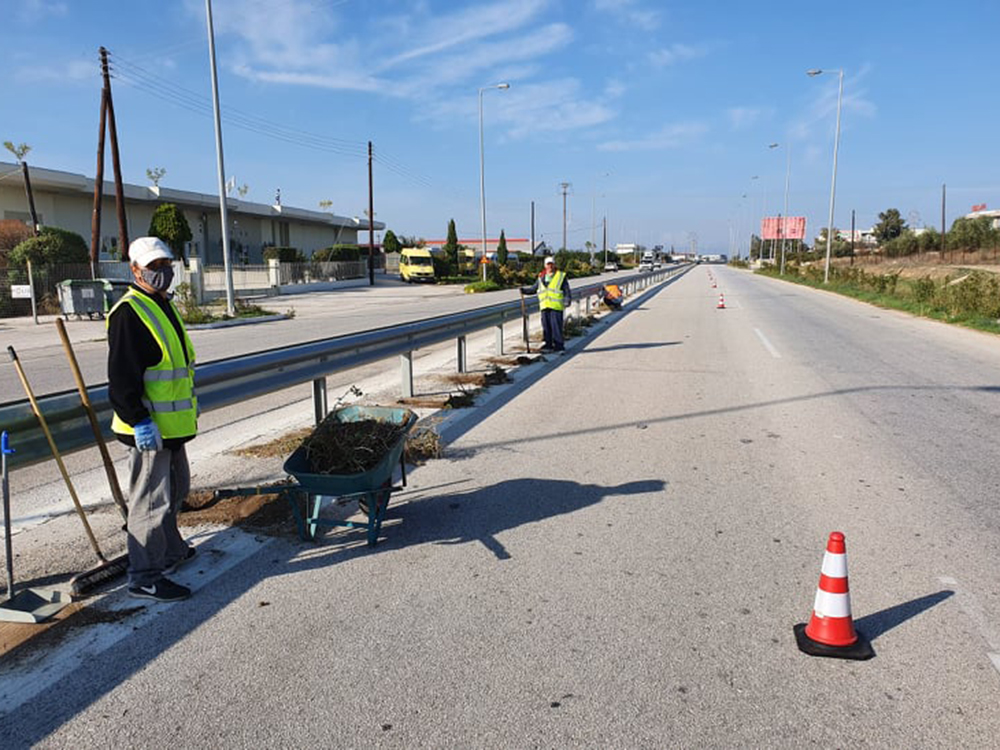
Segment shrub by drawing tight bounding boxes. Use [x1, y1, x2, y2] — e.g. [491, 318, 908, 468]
[263, 246, 304, 262]
[911, 276, 936, 304]
[464, 280, 502, 293]
[0, 219, 33, 252]
[8, 226, 89, 265]
[148, 203, 192, 260]
[312, 244, 360, 262]
[173, 282, 216, 324]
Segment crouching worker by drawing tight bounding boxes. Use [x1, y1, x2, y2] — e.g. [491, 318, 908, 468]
[600, 283, 623, 310]
[108, 237, 198, 603]
[520, 256, 571, 352]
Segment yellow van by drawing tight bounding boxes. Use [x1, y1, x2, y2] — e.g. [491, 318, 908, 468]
[458, 247, 477, 275]
[399, 247, 436, 283]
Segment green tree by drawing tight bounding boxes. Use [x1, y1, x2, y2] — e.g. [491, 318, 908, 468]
[815, 227, 853, 257]
[382, 229, 401, 255]
[3, 141, 30, 162]
[148, 203, 193, 260]
[9, 226, 89, 265]
[497, 229, 508, 266]
[443, 219, 459, 272]
[146, 166, 166, 187]
[874, 208, 907, 244]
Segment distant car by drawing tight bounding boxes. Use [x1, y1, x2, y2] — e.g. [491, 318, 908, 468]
[603, 262, 619, 272]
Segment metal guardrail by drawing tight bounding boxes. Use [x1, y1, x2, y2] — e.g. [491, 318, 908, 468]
[0, 265, 691, 468]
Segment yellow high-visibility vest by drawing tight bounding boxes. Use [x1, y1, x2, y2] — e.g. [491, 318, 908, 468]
[538, 270, 566, 311]
[108, 288, 198, 439]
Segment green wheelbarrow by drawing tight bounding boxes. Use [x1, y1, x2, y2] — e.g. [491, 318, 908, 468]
[283, 406, 417, 547]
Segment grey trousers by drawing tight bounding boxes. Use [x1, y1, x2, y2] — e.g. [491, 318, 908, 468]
[126, 445, 191, 587]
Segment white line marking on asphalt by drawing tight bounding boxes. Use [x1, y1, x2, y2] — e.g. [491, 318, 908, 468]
[753, 328, 782, 359]
[938, 575, 1000, 676]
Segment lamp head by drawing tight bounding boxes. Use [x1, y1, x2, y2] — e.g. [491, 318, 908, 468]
[806, 69, 823, 77]
[768, 143, 779, 149]
[497, 82, 510, 90]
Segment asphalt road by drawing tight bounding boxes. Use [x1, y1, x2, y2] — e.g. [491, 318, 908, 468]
[3, 265, 1000, 747]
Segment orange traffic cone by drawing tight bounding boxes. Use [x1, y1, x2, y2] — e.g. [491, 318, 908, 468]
[794, 531, 874, 660]
[716, 294, 726, 309]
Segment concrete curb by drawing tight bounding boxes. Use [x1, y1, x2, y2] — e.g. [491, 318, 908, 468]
[186, 313, 291, 330]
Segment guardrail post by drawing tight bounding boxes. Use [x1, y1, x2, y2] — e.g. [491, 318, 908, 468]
[400, 351, 413, 399]
[457, 335, 467, 373]
[495, 323, 504, 356]
[312, 377, 327, 424]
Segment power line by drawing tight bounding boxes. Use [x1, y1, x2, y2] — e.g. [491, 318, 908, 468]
[108, 50, 445, 192]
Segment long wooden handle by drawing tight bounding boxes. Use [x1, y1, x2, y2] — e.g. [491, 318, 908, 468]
[55, 319, 128, 521]
[7, 346, 105, 561]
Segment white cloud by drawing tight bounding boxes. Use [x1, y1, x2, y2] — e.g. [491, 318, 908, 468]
[727, 106, 773, 130]
[390, 23, 572, 96]
[598, 121, 708, 151]
[14, 58, 93, 85]
[593, 0, 661, 30]
[195, 0, 612, 140]
[604, 79, 626, 98]
[647, 43, 706, 68]
[420, 78, 616, 138]
[379, 0, 551, 69]
[15, 0, 67, 24]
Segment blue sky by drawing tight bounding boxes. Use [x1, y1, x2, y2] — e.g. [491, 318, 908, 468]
[4, 0, 998, 254]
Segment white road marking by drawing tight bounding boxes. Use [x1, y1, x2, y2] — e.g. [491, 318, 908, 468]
[939, 575, 1000, 676]
[753, 327, 782, 359]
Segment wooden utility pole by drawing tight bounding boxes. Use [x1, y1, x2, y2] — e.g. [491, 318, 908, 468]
[20, 162, 40, 237]
[100, 47, 129, 259]
[368, 140, 375, 286]
[90, 82, 108, 275]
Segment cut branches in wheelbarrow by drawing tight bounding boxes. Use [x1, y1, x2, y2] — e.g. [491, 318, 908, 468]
[283, 406, 417, 547]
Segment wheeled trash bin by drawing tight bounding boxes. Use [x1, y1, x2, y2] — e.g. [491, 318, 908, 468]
[56, 279, 106, 320]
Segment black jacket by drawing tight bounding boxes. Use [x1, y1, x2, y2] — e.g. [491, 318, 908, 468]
[107, 284, 194, 448]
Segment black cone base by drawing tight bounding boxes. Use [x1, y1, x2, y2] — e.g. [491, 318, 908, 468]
[794, 623, 875, 661]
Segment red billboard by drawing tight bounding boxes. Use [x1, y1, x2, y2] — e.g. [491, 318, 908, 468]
[761, 216, 806, 241]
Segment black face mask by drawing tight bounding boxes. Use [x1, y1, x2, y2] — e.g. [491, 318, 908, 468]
[140, 265, 174, 292]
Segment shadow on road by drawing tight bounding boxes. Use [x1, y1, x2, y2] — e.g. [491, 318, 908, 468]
[580, 341, 682, 353]
[0, 475, 665, 744]
[854, 589, 954, 641]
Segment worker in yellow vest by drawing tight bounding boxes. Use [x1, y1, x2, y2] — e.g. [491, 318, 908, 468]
[108, 237, 197, 603]
[521, 256, 572, 352]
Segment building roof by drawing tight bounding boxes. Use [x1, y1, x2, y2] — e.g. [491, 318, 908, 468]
[0, 160, 383, 231]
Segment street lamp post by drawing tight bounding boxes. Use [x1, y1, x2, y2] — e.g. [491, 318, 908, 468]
[479, 82, 510, 281]
[769, 142, 792, 274]
[808, 68, 844, 283]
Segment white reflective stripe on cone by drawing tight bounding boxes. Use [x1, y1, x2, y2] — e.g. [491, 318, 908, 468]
[821, 551, 849, 578]
[813, 589, 852, 618]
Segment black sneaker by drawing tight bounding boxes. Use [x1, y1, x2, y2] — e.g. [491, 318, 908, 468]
[164, 546, 197, 574]
[128, 578, 191, 602]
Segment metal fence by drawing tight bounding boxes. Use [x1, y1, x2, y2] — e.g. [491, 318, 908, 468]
[279, 260, 370, 285]
[203, 265, 270, 291]
[0, 262, 133, 318]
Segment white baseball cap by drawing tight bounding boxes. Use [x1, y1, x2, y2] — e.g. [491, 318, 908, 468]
[544, 256, 555, 265]
[128, 237, 173, 267]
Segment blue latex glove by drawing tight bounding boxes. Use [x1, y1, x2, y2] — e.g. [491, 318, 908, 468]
[134, 418, 163, 451]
